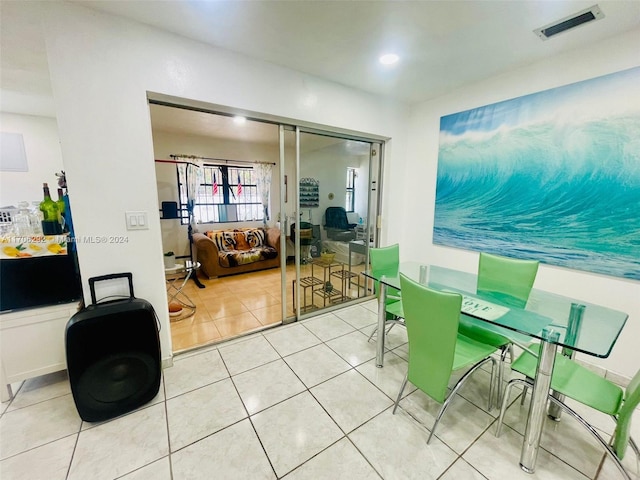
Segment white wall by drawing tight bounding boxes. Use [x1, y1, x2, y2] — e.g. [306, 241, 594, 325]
[404, 28, 640, 378]
[40, 3, 408, 362]
[300, 147, 366, 235]
[0, 113, 64, 207]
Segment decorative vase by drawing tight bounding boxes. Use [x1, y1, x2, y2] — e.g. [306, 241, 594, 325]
[164, 254, 175, 269]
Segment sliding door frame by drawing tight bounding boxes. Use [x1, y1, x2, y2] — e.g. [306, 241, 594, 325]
[149, 93, 388, 324]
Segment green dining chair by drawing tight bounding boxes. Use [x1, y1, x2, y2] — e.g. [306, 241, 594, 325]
[496, 345, 640, 480]
[458, 252, 539, 402]
[393, 273, 498, 444]
[367, 244, 404, 341]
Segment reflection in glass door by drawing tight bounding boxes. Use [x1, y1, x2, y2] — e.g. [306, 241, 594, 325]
[287, 130, 377, 319]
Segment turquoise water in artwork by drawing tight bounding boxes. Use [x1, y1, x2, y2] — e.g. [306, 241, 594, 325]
[434, 68, 640, 280]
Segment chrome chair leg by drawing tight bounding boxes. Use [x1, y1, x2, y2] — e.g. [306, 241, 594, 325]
[496, 347, 509, 405]
[393, 373, 409, 414]
[629, 436, 640, 459]
[497, 381, 633, 480]
[428, 356, 495, 444]
[611, 417, 640, 460]
[496, 377, 530, 437]
[548, 396, 632, 480]
[367, 318, 403, 343]
[367, 326, 378, 342]
[491, 344, 514, 407]
[489, 357, 497, 411]
[521, 376, 534, 406]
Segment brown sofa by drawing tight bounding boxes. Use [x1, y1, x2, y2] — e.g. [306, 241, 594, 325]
[193, 227, 281, 278]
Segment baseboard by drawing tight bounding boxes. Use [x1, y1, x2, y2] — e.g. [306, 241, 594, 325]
[161, 356, 173, 369]
[511, 345, 631, 388]
[575, 358, 630, 388]
[604, 369, 631, 388]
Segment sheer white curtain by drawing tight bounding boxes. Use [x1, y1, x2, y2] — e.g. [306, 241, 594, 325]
[253, 163, 273, 226]
[177, 159, 204, 233]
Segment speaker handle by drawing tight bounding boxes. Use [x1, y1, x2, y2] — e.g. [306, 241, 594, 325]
[89, 272, 135, 304]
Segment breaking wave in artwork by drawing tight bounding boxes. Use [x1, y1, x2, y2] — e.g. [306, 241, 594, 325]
[434, 115, 640, 280]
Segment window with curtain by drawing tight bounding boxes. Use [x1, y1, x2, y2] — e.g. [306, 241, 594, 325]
[346, 167, 356, 213]
[178, 164, 263, 224]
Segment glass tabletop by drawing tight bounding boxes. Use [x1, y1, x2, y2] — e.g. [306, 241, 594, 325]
[363, 261, 628, 358]
[164, 260, 200, 276]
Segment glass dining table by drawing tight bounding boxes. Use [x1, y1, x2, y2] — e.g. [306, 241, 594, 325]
[363, 262, 629, 474]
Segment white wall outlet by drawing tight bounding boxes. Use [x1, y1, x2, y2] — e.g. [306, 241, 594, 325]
[126, 211, 148, 230]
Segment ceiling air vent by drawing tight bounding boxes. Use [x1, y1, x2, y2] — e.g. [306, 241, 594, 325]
[534, 5, 604, 41]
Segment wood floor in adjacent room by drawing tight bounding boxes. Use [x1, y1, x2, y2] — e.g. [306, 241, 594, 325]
[169, 262, 369, 353]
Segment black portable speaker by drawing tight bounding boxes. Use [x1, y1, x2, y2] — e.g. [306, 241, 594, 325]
[65, 273, 161, 422]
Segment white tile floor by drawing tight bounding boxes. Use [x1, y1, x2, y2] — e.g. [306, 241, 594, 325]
[1, 300, 638, 479]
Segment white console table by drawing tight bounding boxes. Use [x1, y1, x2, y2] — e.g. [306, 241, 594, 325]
[0, 302, 79, 402]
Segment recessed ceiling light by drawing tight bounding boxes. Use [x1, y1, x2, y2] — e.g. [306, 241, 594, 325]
[379, 53, 399, 66]
[233, 116, 246, 125]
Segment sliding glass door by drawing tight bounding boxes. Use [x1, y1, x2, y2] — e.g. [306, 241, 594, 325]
[151, 98, 384, 350]
[285, 129, 379, 320]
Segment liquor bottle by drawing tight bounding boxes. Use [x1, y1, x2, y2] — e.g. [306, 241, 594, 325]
[40, 183, 62, 235]
[30, 201, 44, 235]
[57, 188, 67, 232]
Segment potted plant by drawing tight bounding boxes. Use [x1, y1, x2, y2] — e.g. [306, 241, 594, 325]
[320, 247, 335, 264]
[163, 251, 175, 269]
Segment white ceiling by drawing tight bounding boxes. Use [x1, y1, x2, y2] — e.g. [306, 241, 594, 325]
[150, 104, 280, 144]
[150, 103, 372, 155]
[70, 0, 640, 104]
[1, 0, 639, 141]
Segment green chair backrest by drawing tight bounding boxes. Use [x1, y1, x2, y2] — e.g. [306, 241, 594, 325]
[477, 252, 539, 306]
[613, 368, 640, 459]
[370, 244, 401, 300]
[400, 273, 462, 403]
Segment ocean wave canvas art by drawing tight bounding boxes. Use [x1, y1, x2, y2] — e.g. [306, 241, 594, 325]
[434, 67, 640, 280]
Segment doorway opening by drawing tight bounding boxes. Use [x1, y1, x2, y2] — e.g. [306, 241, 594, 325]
[149, 100, 382, 353]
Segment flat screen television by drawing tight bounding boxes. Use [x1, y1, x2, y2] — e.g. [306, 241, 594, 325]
[0, 250, 82, 312]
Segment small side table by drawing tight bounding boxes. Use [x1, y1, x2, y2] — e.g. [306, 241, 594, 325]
[165, 261, 200, 320]
[313, 286, 345, 307]
[330, 269, 359, 300]
[292, 276, 323, 314]
[310, 259, 346, 307]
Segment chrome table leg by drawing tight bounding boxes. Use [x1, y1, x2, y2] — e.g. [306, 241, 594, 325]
[520, 328, 560, 473]
[375, 282, 387, 367]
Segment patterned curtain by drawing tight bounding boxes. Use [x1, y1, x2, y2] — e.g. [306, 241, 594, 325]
[177, 160, 204, 232]
[254, 163, 273, 226]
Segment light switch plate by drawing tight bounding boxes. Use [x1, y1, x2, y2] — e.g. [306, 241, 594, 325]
[126, 211, 148, 230]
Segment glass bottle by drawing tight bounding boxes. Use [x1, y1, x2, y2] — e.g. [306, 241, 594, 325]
[29, 201, 44, 235]
[13, 201, 32, 236]
[40, 183, 62, 235]
[57, 188, 67, 232]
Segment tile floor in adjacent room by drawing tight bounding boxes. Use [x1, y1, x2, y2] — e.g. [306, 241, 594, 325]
[1, 300, 638, 480]
[169, 261, 369, 353]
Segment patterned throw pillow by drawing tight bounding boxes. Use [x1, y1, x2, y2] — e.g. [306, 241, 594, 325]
[246, 228, 266, 248]
[234, 231, 251, 251]
[208, 231, 235, 252]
